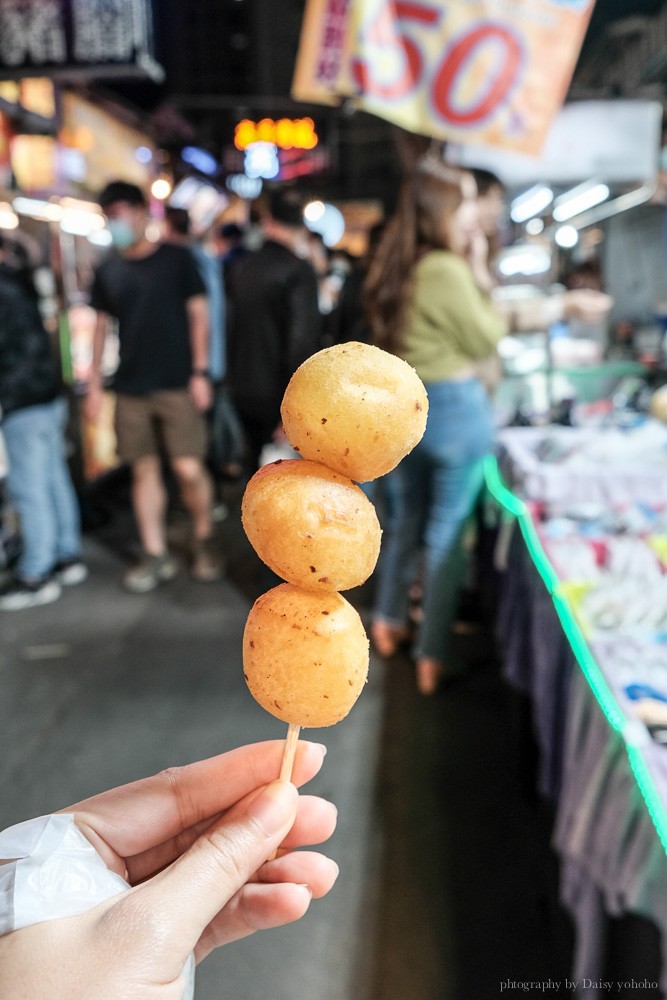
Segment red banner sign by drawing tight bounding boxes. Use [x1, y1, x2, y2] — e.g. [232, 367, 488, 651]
[292, 0, 596, 155]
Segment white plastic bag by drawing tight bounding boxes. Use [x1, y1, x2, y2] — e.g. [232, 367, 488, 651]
[0, 813, 195, 998]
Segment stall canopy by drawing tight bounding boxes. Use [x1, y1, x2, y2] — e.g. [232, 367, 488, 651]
[448, 99, 664, 228]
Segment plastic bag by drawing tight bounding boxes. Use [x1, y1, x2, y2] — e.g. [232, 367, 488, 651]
[0, 813, 195, 998]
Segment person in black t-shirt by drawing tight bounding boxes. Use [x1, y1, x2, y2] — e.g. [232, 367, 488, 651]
[86, 181, 222, 592]
[226, 190, 323, 472]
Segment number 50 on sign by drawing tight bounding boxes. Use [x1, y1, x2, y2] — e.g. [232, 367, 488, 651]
[292, 0, 596, 156]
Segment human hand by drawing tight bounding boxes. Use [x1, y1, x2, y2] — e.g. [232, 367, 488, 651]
[466, 230, 494, 294]
[563, 288, 614, 323]
[189, 373, 213, 412]
[0, 741, 338, 999]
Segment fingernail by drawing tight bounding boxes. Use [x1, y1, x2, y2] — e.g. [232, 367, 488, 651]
[249, 780, 297, 836]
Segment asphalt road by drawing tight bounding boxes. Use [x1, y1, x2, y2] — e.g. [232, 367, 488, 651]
[0, 479, 573, 1000]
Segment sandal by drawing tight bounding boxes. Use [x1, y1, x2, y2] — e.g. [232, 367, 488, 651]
[415, 658, 444, 696]
[371, 621, 411, 658]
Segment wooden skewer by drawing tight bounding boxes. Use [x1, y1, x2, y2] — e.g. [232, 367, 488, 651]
[268, 723, 301, 862]
[279, 722, 301, 782]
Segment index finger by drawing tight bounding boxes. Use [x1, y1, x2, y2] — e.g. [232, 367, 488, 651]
[67, 741, 327, 860]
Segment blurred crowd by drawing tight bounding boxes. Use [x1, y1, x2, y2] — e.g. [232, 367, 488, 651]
[0, 163, 612, 697]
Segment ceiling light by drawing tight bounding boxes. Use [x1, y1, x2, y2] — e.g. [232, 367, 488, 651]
[151, 177, 172, 200]
[497, 244, 551, 277]
[13, 197, 62, 221]
[304, 200, 325, 223]
[553, 181, 610, 222]
[554, 225, 578, 248]
[304, 202, 345, 247]
[510, 185, 553, 223]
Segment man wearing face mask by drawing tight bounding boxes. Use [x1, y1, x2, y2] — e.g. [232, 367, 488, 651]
[226, 189, 323, 473]
[86, 181, 222, 592]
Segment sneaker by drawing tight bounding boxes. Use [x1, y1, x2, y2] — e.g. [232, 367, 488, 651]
[54, 558, 88, 586]
[123, 552, 178, 594]
[191, 537, 223, 583]
[0, 577, 62, 611]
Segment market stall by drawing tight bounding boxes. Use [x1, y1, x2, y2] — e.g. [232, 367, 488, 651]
[487, 417, 667, 996]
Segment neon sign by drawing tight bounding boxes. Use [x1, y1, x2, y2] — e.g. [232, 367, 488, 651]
[234, 117, 318, 151]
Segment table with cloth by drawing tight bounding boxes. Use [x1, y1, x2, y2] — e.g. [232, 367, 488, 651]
[489, 419, 667, 997]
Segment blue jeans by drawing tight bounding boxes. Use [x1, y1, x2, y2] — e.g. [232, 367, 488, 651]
[2, 397, 82, 580]
[373, 378, 493, 665]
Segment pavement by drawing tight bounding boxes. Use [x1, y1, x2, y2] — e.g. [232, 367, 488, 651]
[0, 476, 574, 1000]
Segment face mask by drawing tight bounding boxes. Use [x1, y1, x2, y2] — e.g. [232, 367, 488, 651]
[107, 219, 136, 249]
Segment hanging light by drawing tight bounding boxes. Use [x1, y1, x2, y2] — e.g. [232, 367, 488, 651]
[510, 185, 554, 224]
[151, 176, 173, 200]
[553, 180, 609, 222]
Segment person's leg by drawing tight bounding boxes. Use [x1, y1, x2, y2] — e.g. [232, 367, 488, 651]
[170, 455, 214, 542]
[170, 455, 221, 581]
[210, 387, 246, 478]
[371, 448, 428, 654]
[0, 403, 63, 608]
[2, 403, 58, 581]
[131, 454, 169, 555]
[413, 380, 493, 691]
[114, 393, 179, 592]
[47, 397, 83, 565]
[416, 458, 486, 688]
[157, 390, 221, 582]
[235, 410, 278, 474]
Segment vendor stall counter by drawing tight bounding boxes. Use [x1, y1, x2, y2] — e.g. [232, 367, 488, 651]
[487, 418, 667, 997]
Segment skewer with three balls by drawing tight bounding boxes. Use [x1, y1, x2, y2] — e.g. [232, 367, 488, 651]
[242, 341, 428, 780]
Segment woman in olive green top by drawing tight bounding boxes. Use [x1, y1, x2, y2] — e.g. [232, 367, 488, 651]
[365, 157, 506, 694]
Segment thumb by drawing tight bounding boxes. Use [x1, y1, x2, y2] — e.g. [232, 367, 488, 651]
[133, 780, 299, 957]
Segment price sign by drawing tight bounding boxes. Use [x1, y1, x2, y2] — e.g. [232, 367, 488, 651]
[293, 0, 596, 155]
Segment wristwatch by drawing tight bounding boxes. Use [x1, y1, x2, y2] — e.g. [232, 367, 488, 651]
[191, 368, 211, 378]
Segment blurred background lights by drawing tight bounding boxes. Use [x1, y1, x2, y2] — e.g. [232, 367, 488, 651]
[0, 203, 19, 229]
[244, 141, 279, 180]
[304, 200, 325, 223]
[150, 177, 173, 200]
[135, 146, 153, 164]
[553, 180, 610, 222]
[13, 197, 62, 222]
[304, 201, 345, 247]
[510, 184, 554, 223]
[88, 229, 112, 247]
[181, 145, 218, 176]
[555, 224, 579, 248]
[226, 174, 262, 198]
[497, 243, 552, 278]
[525, 218, 544, 235]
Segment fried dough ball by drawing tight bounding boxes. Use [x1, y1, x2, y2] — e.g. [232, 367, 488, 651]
[243, 583, 369, 728]
[280, 341, 428, 482]
[242, 459, 381, 592]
